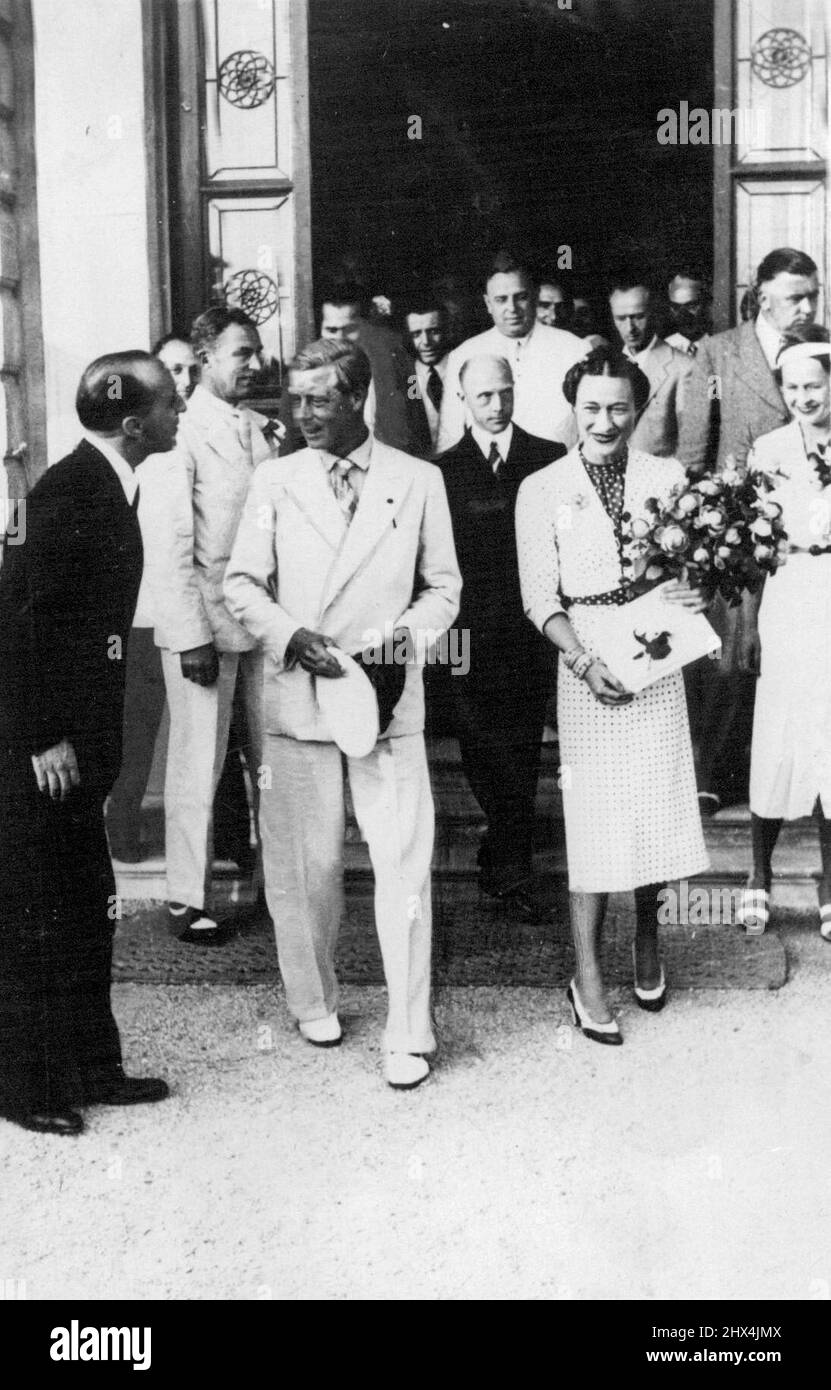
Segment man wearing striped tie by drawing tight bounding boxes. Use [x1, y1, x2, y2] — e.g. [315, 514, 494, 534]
[224, 338, 461, 1089]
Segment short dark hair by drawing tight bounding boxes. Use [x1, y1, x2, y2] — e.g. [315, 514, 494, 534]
[152, 330, 192, 356]
[755, 248, 818, 290]
[537, 273, 574, 314]
[484, 250, 536, 289]
[289, 337, 372, 397]
[402, 287, 448, 322]
[191, 305, 257, 357]
[562, 344, 650, 414]
[607, 271, 656, 299]
[76, 351, 160, 432]
[774, 323, 831, 382]
[317, 279, 372, 318]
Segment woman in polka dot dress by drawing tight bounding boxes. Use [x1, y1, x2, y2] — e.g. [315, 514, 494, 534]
[516, 346, 709, 1045]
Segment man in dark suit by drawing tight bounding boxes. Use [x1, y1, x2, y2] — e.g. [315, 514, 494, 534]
[318, 281, 415, 453]
[436, 355, 564, 918]
[401, 291, 451, 458]
[677, 247, 819, 811]
[0, 352, 182, 1135]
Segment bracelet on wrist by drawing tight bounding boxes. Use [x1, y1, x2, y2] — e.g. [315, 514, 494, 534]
[563, 647, 595, 680]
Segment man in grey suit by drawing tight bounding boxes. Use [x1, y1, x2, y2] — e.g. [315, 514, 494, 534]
[608, 274, 692, 457]
[677, 247, 819, 811]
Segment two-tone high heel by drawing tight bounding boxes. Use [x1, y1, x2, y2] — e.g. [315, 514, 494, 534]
[632, 945, 668, 1011]
[566, 979, 622, 1046]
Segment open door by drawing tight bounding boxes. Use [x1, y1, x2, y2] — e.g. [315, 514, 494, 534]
[164, 0, 313, 374]
[713, 0, 828, 330]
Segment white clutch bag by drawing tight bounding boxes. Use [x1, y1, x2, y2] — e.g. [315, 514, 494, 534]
[591, 583, 721, 694]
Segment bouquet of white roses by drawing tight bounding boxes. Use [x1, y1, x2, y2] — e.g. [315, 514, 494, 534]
[621, 458, 789, 606]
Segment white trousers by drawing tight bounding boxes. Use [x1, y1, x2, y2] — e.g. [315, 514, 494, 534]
[161, 647, 263, 909]
[259, 733, 436, 1055]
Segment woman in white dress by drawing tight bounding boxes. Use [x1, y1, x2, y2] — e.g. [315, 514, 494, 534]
[516, 346, 709, 1044]
[738, 326, 831, 938]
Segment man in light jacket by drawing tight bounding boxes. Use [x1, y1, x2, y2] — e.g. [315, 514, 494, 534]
[224, 338, 461, 1089]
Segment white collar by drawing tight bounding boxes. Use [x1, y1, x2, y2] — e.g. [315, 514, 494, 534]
[415, 355, 448, 381]
[471, 421, 513, 463]
[624, 334, 658, 363]
[495, 325, 533, 353]
[191, 381, 248, 422]
[756, 313, 785, 370]
[84, 432, 139, 504]
[318, 432, 373, 473]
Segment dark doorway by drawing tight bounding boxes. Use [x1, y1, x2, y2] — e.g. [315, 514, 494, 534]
[308, 0, 713, 307]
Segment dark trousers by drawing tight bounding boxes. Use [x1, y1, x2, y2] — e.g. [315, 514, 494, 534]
[0, 749, 122, 1114]
[105, 627, 166, 857]
[449, 659, 548, 889]
[685, 657, 756, 806]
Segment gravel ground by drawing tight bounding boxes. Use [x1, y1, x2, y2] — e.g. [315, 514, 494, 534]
[2, 928, 831, 1301]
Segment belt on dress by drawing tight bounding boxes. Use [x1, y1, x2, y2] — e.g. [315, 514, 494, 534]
[561, 585, 638, 610]
[787, 543, 831, 556]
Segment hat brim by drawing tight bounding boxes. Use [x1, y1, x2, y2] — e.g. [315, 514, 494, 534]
[314, 648, 380, 757]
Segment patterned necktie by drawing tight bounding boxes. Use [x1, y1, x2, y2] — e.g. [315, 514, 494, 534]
[330, 459, 358, 523]
[487, 441, 502, 477]
[426, 366, 443, 412]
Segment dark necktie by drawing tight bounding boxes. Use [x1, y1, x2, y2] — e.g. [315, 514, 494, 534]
[487, 442, 502, 477]
[131, 486, 141, 514]
[426, 366, 443, 412]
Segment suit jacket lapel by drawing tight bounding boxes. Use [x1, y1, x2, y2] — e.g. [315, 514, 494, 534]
[285, 450, 347, 553]
[642, 341, 672, 407]
[320, 444, 413, 611]
[731, 323, 785, 414]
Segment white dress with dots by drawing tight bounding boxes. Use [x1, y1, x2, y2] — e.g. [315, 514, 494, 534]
[516, 446, 709, 892]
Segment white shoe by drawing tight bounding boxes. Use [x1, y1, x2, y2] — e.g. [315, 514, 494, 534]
[298, 1013, 342, 1047]
[385, 1053, 430, 1090]
[737, 885, 770, 935]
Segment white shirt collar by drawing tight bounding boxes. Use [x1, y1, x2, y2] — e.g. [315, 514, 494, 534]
[497, 326, 533, 355]
[624, 334, 658, 364]
[415, 355, 448, 383]
[319, 432, 373, 473]
[471, 421, 513, 464]
[84, 431, 139, 504]
[191, 381, 247, 422]
[756, 313, 785, 371]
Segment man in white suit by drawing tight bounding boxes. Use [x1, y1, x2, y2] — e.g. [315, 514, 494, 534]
[436, 251, 585, 452]
[608, 274, 693, 458]
[224, 339, 461, 1089]
[149, 306, 283, 943]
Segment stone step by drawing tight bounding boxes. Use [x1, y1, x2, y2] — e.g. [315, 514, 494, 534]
[113, 740, 823, 911]
[114, 894, 787, 991]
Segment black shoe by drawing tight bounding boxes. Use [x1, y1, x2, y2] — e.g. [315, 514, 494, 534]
[168, 904, 233, 946]
[481, 878, 548, 922]
[10, 1108, 85, 1135]
[84, 1076, 170, 1106]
